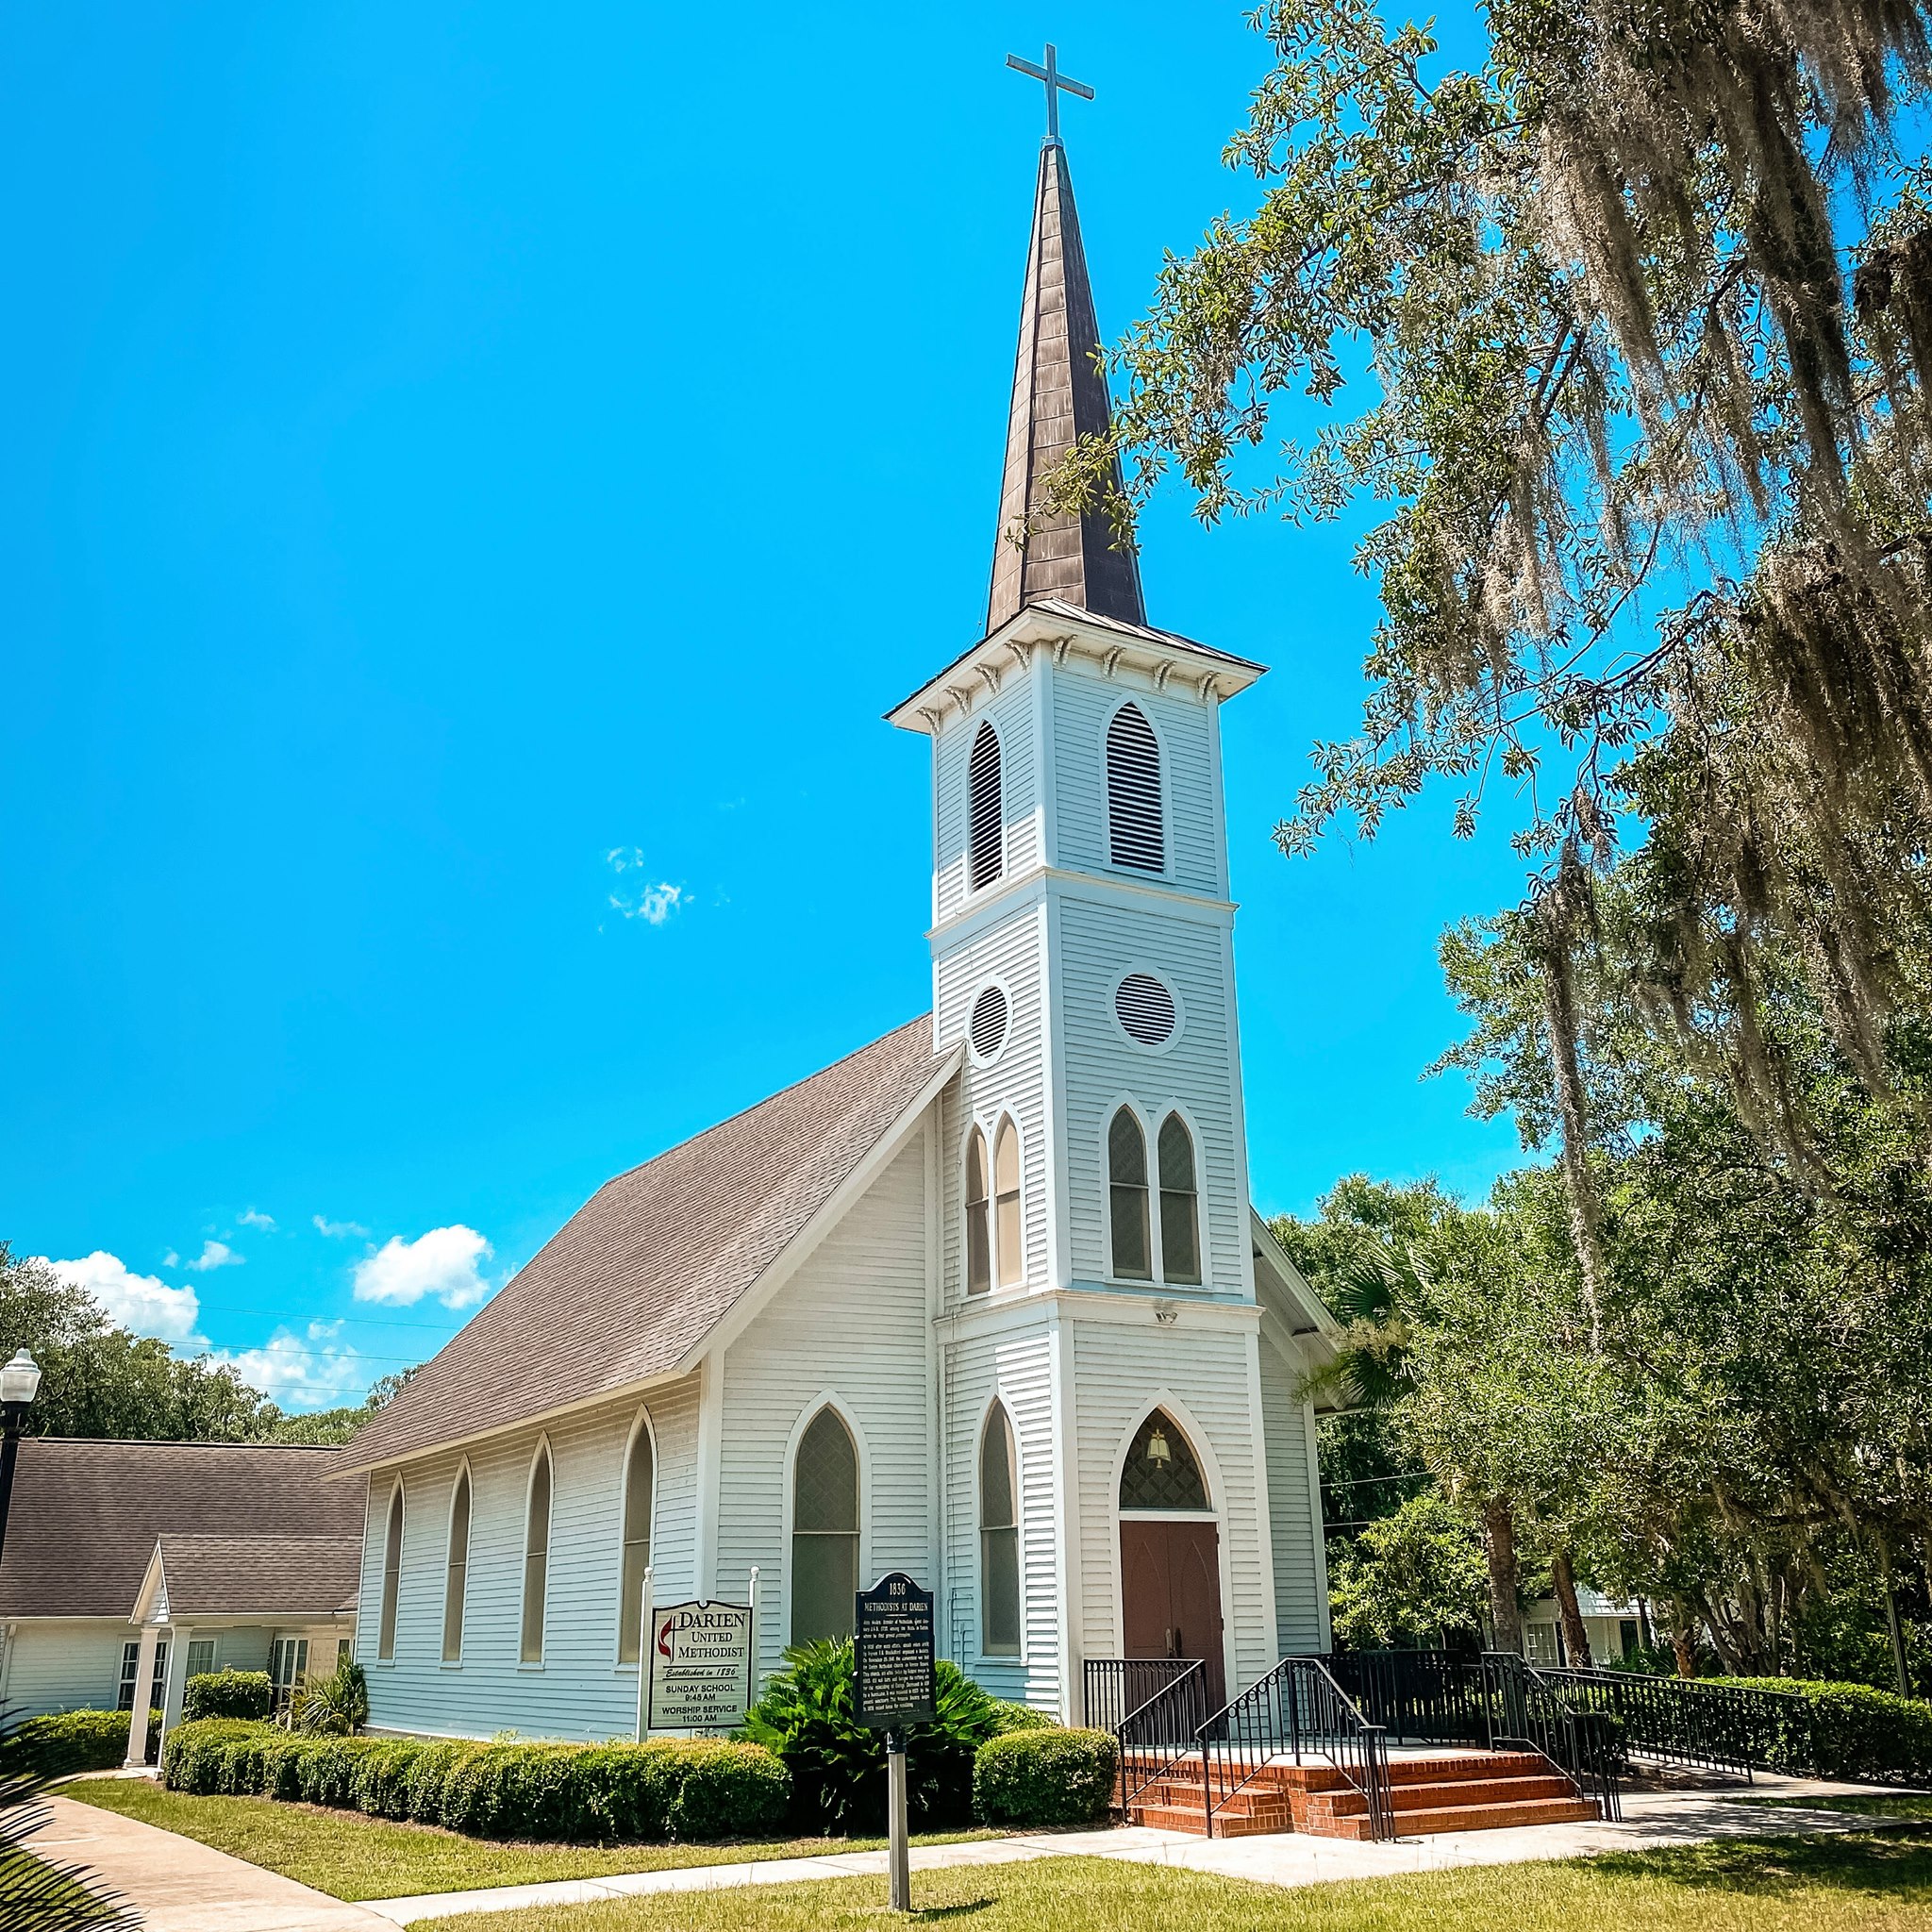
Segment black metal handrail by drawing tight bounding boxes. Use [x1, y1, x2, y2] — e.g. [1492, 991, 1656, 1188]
[1329, 1648, 1491, 1745]
[1083, 1657, 1201, 1738]
[1491, 1654, 1624, 1822]
[1114, 1659, 1211, 1811]
[1196, 1656, 1392, 1840]
[1535, 1666, 1810, 1780]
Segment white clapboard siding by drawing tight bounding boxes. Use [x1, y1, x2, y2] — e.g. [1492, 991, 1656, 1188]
[1055, 895, 1246, 1291]
[716, 1135, 935, 1683]
[357, 1374, 700, 1742]
[1049, 663, 1223, 897]
[1069, 1319, 1275, 1692]
[941, 1323, 1060, 1711]
[1258, 1340, 1328, 1655]
[0, 1621, 131, 1720]
[936, 906, 1049, 1301]
[934, 673, 1040, 926]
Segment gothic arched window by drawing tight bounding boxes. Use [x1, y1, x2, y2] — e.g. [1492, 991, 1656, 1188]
[617, 1418, 656, 1664]
[965, 1127, 991, 1295]
[521, 1441, 553, 1664]
[1108, 1108, 1152, 1280]
[1158, 1113, 1202, 1285]
[980, 1404, 1021, 1656]
[1120, 1409, 1210, 1511]
[376, 1481, 404, 1661]
[791, 1407, 859, 1643]
[1106, 704, 1164, 872]
[993, 1117, 1023, 1288]
[441, 1466, 470, 1664]
[968, 724, 1004, 891]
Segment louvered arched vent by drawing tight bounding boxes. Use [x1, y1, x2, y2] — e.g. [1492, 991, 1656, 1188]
[968, 724, 1004, 891]
[970, 984, 1009, 1060]
[1115, 973, 1177, 1046]
[1106, 704, 1164, 872]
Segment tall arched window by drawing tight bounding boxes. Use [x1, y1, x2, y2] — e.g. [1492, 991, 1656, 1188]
[993, 1117, 1022, 1288]
[1158, 1113, 1202, 1285]
[968, 724, 1004, 891]
[441, 1467, 470, 1664]
[376, 1482, 404, 1661]
[980, 1405, 1021, 1656]
[1108, 1108, 1152, 1280]
[618, 1419, 656, 1664]
[521, 1441, 553, 1665]
[965, 1126, 991, 1296]
[1106, 704, 1164, 872]
[791, 1408, 859, 1643]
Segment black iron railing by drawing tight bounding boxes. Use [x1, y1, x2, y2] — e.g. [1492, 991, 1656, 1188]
[1490, 1653, 1624, 1821]
[1197, 1656, 1392, 1840]
[1536, 1666, 1809, 1780]
[1329, 1648, 1491, 1746]
[1115, 1659, 1211, 1811]
[1083, 1657, 1202, 1738]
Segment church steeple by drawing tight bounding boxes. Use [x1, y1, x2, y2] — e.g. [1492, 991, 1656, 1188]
[988, 55, 1146, 634]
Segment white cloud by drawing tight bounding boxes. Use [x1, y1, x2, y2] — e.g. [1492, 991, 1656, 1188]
[313, 1214, 370, 1239]
[237, 1208, 276, 1231]
[353, 1225, 494, 1309]
[176, 1239, 242, 1273]
[43, 1252, 206, 1348]
[605, 849, 686, 926]
[213, 1322, 365, 1412]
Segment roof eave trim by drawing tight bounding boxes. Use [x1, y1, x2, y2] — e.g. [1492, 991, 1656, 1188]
[333, 1043, 967, 1481]
[1251, 1208, 1344, 1342]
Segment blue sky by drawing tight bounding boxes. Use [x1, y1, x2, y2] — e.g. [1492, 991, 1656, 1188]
[0, 0, 1530, 1408]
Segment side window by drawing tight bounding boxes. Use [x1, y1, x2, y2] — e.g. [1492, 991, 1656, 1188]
[1106, 704, 1163, 872]
[1108, 1108, 1152, 1280]
[442, 1466, 471, 1664]
[521, 1442, 553, 1665]
[992, 1117, 1022, 1288]
[980, 1404, 1021, 1657]
[791, 1408, 860, 1643]
[376, 1482, 404, 1661]
[968, 723, 1004, 891]
[1158, 1114, 1202, 1285]
[618, 1420, 656, 1664]
[965, 1127, 991, 1295]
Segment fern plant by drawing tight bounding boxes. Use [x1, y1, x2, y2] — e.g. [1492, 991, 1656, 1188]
[286, 1655, 368, 1736]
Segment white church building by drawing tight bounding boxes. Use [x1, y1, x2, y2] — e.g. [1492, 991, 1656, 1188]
[337, 113, 1341, 1737]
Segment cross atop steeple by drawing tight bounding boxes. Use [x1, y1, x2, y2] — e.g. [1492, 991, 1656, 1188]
[1005, 42, 1094, 146]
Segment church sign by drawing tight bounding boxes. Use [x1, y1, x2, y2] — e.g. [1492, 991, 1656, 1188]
[645, 1600, 755, 1732]
[854, 1572, 936, 1729]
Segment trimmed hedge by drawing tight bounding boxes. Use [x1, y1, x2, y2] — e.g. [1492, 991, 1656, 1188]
[159, 1720, 790, 1842]
[0, 1707, 158, 1778]
[1704, 1675, 1932, 1785]
[973, 1728, 1116, 1827]
[987, 1700, 1057, 1737]
[183, 1670, 273, 1723]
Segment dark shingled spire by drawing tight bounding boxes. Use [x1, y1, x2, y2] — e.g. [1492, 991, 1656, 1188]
[987, 140, 1147, 633]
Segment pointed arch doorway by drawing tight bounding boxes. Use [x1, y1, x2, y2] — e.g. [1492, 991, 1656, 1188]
[1118, 1409, 1224, 1711]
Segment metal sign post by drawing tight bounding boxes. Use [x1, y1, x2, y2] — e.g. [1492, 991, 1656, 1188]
[854, 1572, 935, 1916]
[633, 1567, 654, 1744]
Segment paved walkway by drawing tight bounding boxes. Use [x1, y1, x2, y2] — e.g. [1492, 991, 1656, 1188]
[20, 1792, 392, 1932]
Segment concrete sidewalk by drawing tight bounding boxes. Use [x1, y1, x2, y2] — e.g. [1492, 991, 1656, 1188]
[20, 1792, 394, 1932]
[364, 1774, 1908, 1924]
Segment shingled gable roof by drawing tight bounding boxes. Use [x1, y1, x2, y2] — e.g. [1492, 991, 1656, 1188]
[137, 1535, 363, 1622]
[0, 1439, 360, 1621]
[339, 1015, 961, 1474]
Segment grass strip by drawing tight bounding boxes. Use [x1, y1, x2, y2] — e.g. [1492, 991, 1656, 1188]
[60, 1779, 990, 1902]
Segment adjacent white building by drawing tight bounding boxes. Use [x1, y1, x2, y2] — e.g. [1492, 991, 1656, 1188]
[335, 121, 1340, 1738]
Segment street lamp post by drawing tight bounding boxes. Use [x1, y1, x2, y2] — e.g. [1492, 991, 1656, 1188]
[0, 1350, 43, 1571]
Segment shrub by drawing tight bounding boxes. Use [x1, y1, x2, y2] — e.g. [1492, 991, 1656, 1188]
[670, 1740, 791, 1840]
[973, 1728, 1116, 1828]
[439, 1743, 584, 1840]
[573, 1742, 685, 1840]
[162, 1719, 273, 1792]
[183, 1671, 273, 1723]
[259, 1731, 310, 1801]
[295, 1735, 389, 1809]
[0, 1708, 153, 1779]
[741, 1640, 1000, 1833]
[404, 1740, 475, 1824]
[289, 1657, 368, 1736]
[1705, 1675, 1932, 1784]
[353, 1739, 427, 1820]
[987, 1700, 1057, 1737]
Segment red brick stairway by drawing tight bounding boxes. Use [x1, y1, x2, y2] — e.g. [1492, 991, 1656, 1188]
[1123, 1747, 1601, 1840]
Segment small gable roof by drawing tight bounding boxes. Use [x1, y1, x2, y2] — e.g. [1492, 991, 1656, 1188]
[0, 1439, 361, 1621]
[339, 1015, 959, 1474]
[139, 1535, 363, 1623]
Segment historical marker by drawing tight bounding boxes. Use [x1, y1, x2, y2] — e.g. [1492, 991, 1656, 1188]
[855, 1571, 937, 1728]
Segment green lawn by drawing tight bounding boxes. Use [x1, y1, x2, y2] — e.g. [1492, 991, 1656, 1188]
[416, 1828, 1932, 1932]
[0, 1841, 129, 1931]
[60, 1780, 991, 1902]
[1724, 1793, 1932, 1818]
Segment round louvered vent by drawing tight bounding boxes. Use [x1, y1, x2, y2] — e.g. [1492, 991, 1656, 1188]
[1115, 973, 1177, 1047]
[970, 985, 1010, 1060]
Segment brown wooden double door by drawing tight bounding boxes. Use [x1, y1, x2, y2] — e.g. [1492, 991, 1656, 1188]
[1120, 1517, 1225, 1713]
